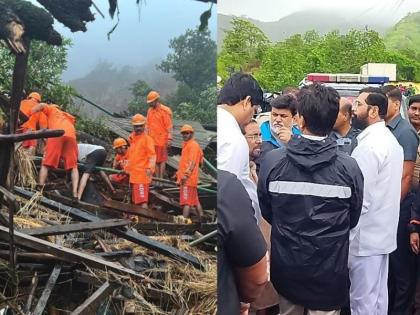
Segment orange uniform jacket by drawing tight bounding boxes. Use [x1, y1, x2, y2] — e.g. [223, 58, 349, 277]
[177, 138, 203, 187]
[146, 104, 173, 147]
[125, 132, 156, 184]
[41, 105, 76, 138]
[113, 152, 128, 170]
[20, 99, 48, 130]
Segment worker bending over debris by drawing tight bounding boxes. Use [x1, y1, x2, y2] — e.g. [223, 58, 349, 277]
[18, 92, 47, 155]
[109, 137, 129, 184]
[146, 90, 173, 179]
[31, 101, 79, 198]
[77, 143, 115, 201]
[126, 114, 156, 209]
[176, 124, 204, 220]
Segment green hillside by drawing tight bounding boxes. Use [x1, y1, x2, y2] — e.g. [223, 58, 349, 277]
[385, 11, 420, 55]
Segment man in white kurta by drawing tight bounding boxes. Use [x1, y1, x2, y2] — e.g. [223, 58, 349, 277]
[350, 90, 403, 315]
[217, 73, 264, 222]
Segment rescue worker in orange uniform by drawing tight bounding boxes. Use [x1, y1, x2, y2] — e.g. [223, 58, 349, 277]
[19, 92, 47, 155]
[176, 124, 204, 220]
[146, 91, 173, 179]
[125, 114, 156, 209]
[109, 137, 129, 184]
[31, 102, 79, 198]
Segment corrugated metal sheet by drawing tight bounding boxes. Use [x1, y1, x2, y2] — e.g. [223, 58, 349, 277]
[103, 117, 216, 150]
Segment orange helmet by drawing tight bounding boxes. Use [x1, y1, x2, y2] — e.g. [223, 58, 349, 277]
[180, 124, 194, 133]
[28, 92, 41, 102]
[146, 91, 160, 104]
[131, 114, 146, 125]
[113, 138, 127, 149]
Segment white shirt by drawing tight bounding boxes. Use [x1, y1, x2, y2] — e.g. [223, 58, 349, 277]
[350, 121, 403, 256]
[217, 107, 262, 222]
[78, 144, 104, 162]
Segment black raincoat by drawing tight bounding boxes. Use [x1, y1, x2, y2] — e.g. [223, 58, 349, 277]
[258, 135, 364, 310]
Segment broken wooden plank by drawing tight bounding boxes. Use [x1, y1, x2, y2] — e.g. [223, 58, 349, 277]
[0, 186, 17, 272]
[150, 190, 181, 210]
[133, 222, 216, 235]
[95, 250, 132, 261]
[70, 281, 114, 315]
[24, 272, 38, 313]
[102, 199, 173, 222]
[0, 250, 69, 263]
[45, 191, 105, 214]
[15, 187, 205, 270]
[18, 219, 131, 237]
[189, 230, 217, 247]
[0, 225, 145, 280]
[32, 264, 61, 315]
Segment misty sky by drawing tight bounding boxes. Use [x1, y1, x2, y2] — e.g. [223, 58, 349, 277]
[31, 0, 216, 81]
[219, 0, 420, 23]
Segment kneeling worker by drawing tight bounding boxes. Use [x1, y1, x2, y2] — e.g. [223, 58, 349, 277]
[109, 138, 129, 184]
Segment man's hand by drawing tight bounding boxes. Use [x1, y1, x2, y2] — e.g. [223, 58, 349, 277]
[239, 302, 250, 315]
[277, 126, 292, 143]
[410, 232, 420, 255]
[167, 139, 172, 147]
[180, 175, 188, 186]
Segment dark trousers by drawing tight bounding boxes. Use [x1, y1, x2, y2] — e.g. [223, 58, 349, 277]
[388, 193, 417, 315]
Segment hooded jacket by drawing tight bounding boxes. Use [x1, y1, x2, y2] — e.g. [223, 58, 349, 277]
[258, 135, 364, 310]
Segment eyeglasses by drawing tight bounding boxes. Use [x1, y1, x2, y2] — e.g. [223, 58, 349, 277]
[353, 100, 365, 108]
[245, 134, 262, 141]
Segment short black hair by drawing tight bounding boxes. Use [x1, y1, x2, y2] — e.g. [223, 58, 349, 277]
[409, 94, 420, 106]
[365, 92, 388, 119]
[281, 87, 299, 97]
[381, 85, 402, 103]
[217, 72, 263, 106]
[359, 87, 384, 94]
[270, 94, 297, 116]
[296, 84, 340, 136]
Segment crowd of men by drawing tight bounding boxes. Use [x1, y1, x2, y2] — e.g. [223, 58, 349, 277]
[217, 72, 420, 315]
[17, 90, 204, 220]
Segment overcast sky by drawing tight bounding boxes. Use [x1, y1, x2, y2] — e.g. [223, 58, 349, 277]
[218, 0, 420, 23]
[31, 0, 216, 81]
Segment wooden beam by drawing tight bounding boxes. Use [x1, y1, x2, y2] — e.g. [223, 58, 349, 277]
[70, 282, 114, 315]
[0, 186, 17, 272]
[102, 199, 173, 222]
[0, 129, 64, 143]
[189, 230, 217, 247]
[95, 250, 132, 261]
[150, 190, 181, 210]
[0, 225, 145, 280]
[132, 222, 216, 235]
[24, 272, 38, 313]
[9, 39, 30, 134]
[45, 192, 104, 214]
[19, 219, 131, 237]
[0, 250, 68, 263]
[15, 187, 204, 270]
[32, 264, 61, 315]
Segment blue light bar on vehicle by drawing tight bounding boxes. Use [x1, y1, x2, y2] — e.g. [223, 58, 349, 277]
[306, 73, 390, 84]
[363, 76, 390, 84]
